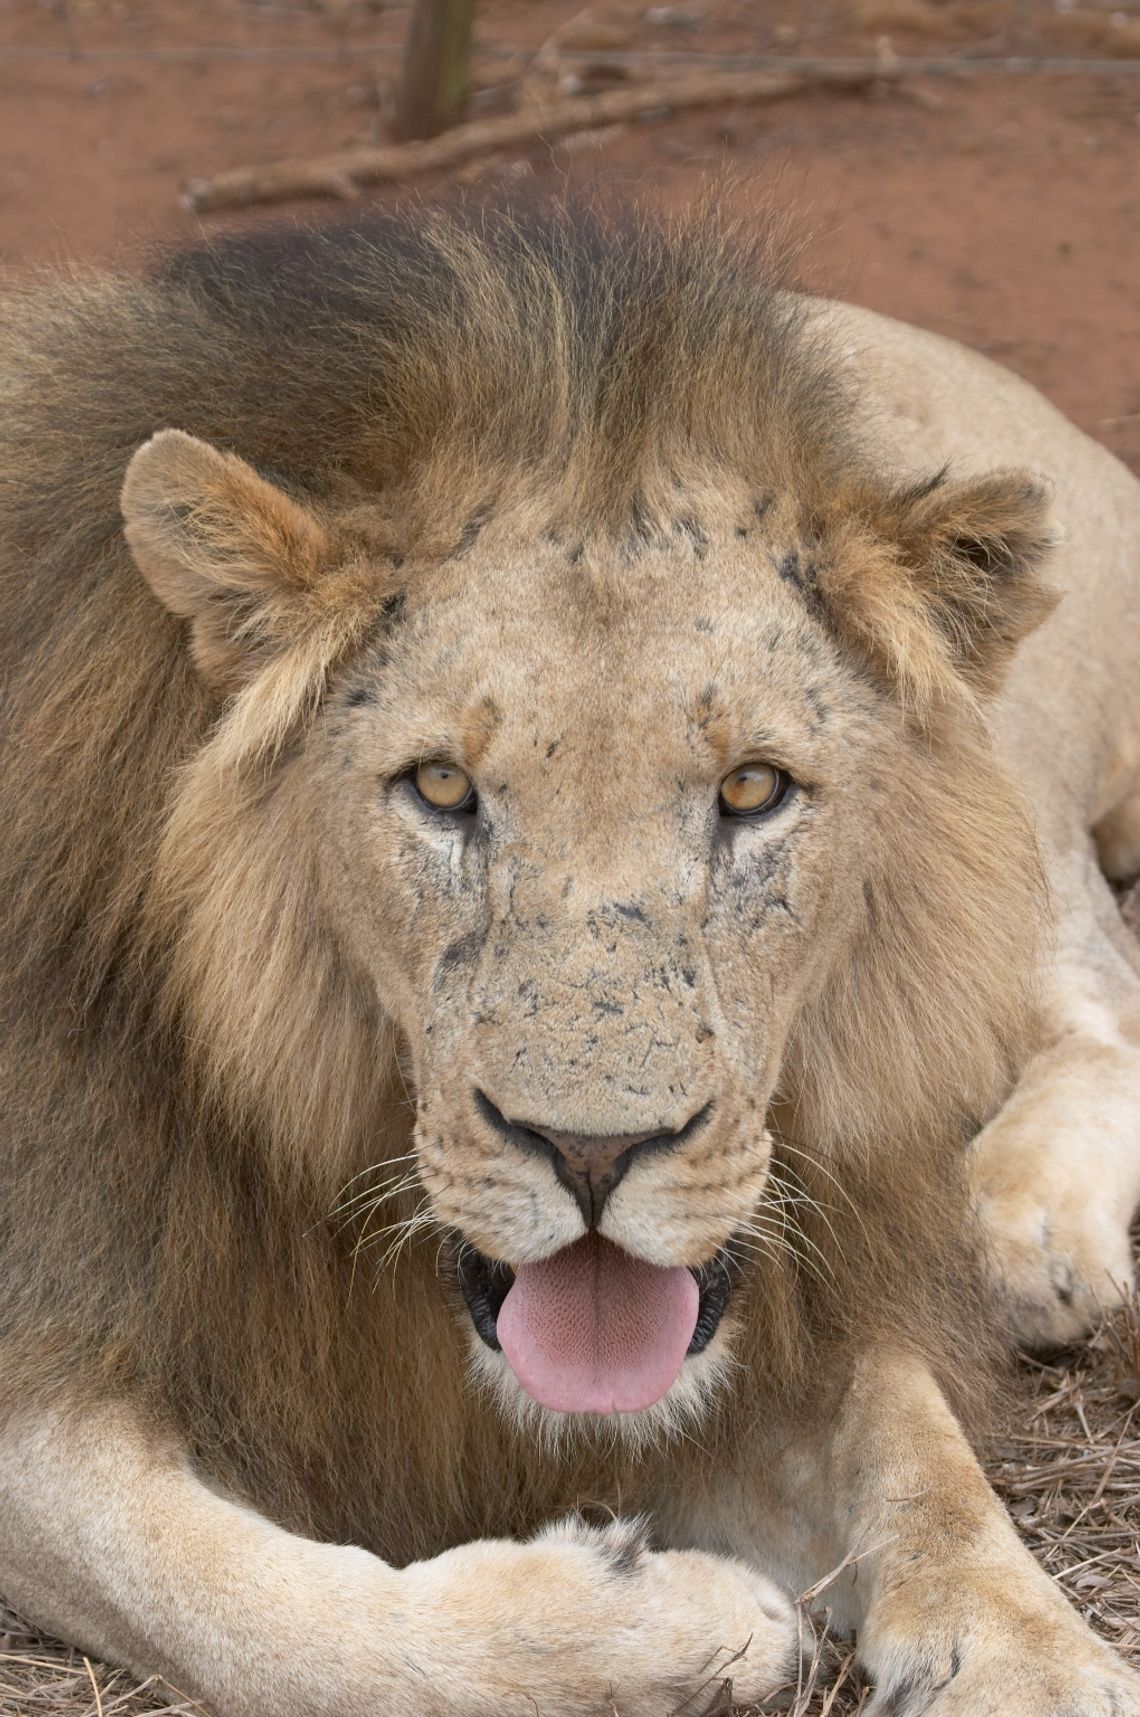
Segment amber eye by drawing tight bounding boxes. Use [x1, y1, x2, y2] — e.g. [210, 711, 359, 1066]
[413, 760, 477, 812]
[718, 762, 788, 818]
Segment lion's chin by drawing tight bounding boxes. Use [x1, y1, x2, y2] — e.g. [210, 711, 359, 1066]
[465, 1322, 739, 1449]
[455, 1234, 740, 1418]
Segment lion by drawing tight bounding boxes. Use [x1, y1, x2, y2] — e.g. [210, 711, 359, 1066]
[1, 204, 1139, 1717]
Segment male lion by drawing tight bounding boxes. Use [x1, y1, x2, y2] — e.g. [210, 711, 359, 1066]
[1, 207, 1139, 1717]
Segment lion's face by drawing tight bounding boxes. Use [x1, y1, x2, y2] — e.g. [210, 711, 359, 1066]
[123, 413, 1050, 1426]
[305, 507, 884, 1414]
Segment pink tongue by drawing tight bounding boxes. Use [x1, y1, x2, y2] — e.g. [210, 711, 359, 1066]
[496, 1235, 700, 1415]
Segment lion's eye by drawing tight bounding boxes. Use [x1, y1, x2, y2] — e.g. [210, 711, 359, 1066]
[413, 761, 477, 812]
[718, 762, 788, 818]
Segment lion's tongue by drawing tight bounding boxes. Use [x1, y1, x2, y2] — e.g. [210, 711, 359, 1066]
[496, 1235, 699, 1415]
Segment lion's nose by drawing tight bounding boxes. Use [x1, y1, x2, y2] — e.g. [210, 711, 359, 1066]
[473, 1090, 712, 1228]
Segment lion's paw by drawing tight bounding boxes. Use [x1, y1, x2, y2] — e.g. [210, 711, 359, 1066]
[968, 1113, 1137, 1349]
[402, 1516, 799, 1717]
[868, 1623, 1140, 1717]
[975, 1185, 1135, 1348]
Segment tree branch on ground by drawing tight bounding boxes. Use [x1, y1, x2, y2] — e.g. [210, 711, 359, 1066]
[183, 58, 907, 214]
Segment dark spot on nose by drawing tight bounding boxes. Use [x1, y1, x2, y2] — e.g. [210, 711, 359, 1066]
[474, 1091, 712, 1228]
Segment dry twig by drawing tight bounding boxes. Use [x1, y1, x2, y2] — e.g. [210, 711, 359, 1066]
[182, 59, 905, 213]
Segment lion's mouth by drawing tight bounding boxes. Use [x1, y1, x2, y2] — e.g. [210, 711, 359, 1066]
[456, 1234, 739, 1415]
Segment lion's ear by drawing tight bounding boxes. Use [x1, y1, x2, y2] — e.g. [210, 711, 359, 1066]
[122, 429, 331, 693]
[828, 470, 1059, 703]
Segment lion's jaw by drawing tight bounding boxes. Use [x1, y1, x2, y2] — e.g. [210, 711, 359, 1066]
[312, 519, 877, 1424]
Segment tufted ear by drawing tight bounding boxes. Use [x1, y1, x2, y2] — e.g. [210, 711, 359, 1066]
[826, 469, 1059, 704]
[122, 429, 332, 693]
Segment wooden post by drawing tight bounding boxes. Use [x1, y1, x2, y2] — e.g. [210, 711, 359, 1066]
[395, 0, 477, 142]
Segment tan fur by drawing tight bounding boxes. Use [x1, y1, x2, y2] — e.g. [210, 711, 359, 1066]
[1, 207, 1138, 1716]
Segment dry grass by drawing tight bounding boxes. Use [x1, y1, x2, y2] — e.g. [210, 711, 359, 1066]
[0, 1622, 207, 1717]
[2, 1294, 1138, 1717]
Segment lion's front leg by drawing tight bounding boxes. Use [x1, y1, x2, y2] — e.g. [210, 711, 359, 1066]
[0, 1399, 798, 1717]
[827, 1348, 1139, 1715]
[969, 844, 1140, 1348]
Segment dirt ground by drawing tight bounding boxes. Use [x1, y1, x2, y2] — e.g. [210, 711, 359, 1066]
[0, 2, 1139, 1713]
[2, 0, 1139, 471]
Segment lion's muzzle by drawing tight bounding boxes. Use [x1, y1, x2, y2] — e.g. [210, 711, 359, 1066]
[473, 1090, 713, 1228]
[457, 1096, 725, 1413]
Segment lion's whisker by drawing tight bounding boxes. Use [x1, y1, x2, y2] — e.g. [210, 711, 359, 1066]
[355, 1200, 433, 1254]
[768, 1128, 869, 1225]
[333, 1183, 421, 1228]
[354, 1204, 429, 1251]
[334, 1150, 419, 1194]
[728, 1215, 838, 1288]
[384, 1215, 445, 1279]
[330, 1168, 425, 1227]
[373, 1213, 440, 1280]
[763, 1168, 847, 1266]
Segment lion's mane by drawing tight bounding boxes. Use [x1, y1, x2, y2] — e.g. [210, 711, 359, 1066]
[0, 207, 1043, 1555]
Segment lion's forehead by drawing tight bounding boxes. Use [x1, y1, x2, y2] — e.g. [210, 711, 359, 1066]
[338, 525, 876, 785]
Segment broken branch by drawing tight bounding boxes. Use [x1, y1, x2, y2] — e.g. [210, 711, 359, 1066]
[183, 60, 904, 214]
